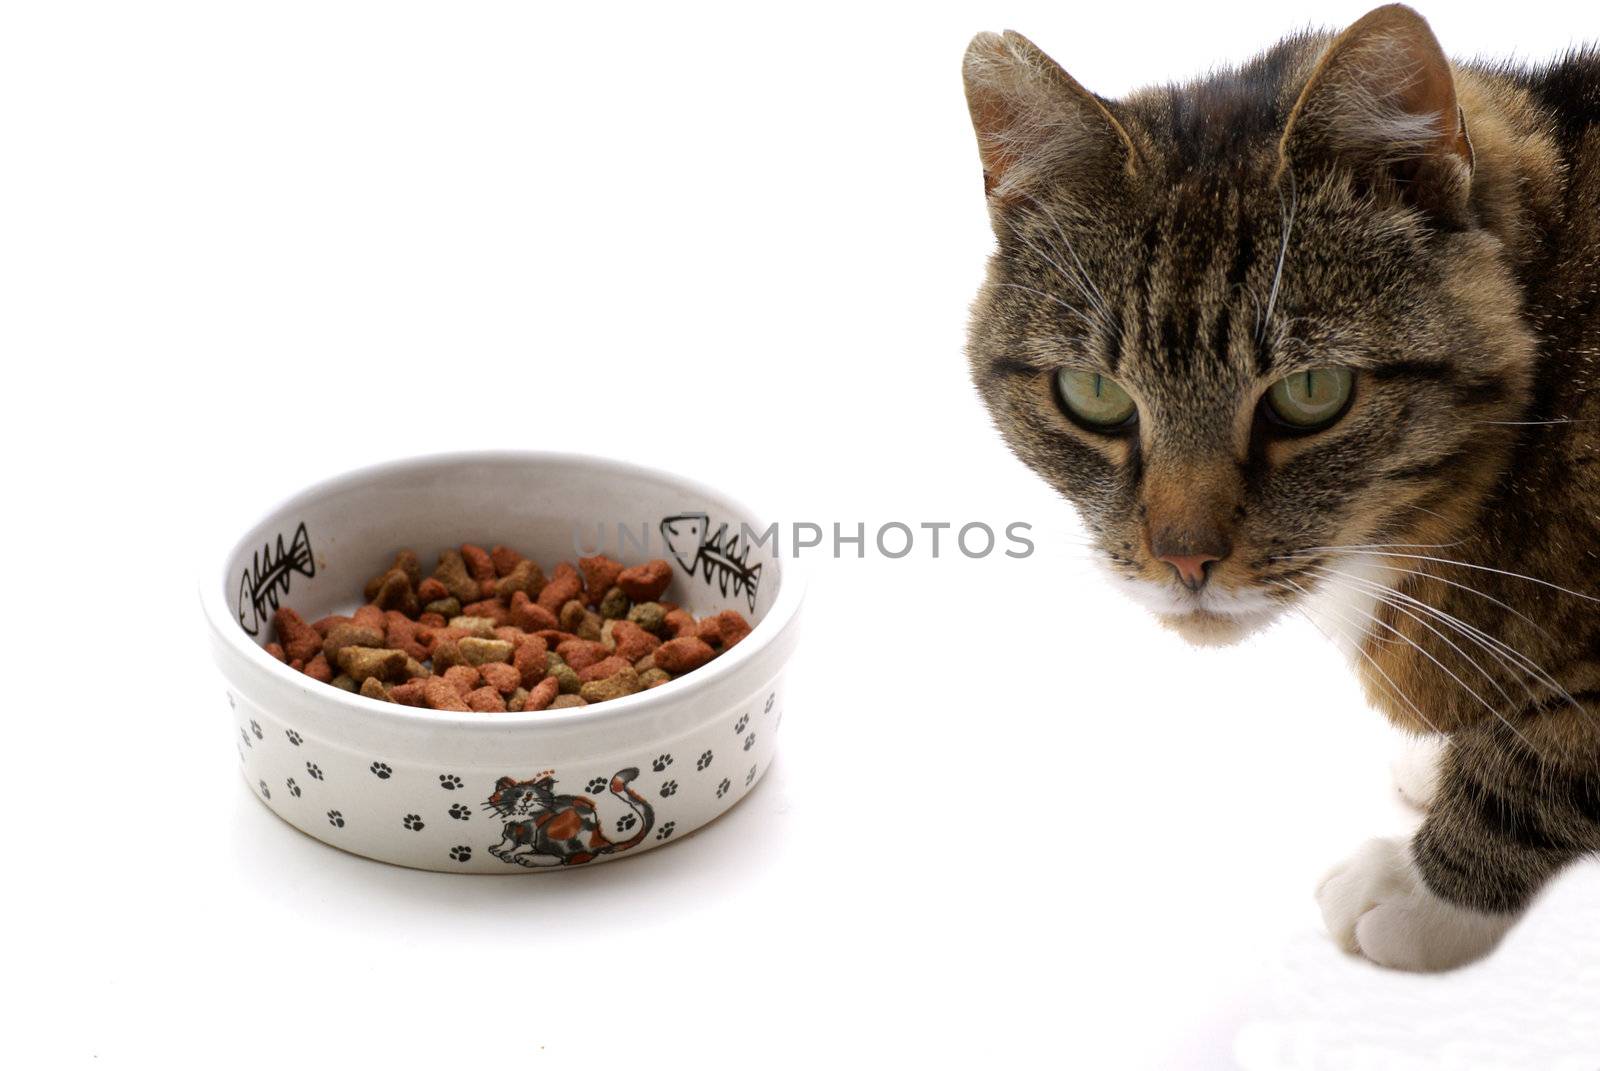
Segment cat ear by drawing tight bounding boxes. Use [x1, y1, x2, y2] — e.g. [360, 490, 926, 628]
[1280, 4, 1473, 221]
[962, 31, 1139, 207]
[494, 776, 516, 790]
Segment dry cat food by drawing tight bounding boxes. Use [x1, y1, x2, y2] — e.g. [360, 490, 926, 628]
[262, 545, 752, 712]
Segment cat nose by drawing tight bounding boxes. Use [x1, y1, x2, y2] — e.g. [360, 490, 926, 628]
[1157, 551, 1223, 591]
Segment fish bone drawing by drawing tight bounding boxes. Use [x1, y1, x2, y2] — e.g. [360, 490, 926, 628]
[237, 521, 315, 636]
[660, 512, 762, 611]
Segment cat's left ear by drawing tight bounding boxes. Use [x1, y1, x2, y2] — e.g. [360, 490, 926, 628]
[962, 31, 1140, 208]
[1280, 4, 1473, 222]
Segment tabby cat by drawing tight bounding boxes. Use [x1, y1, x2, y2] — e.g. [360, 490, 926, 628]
[962, 4, 1599, 971]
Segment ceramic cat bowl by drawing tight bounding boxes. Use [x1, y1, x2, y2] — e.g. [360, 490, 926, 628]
[202, 451, 802, 873]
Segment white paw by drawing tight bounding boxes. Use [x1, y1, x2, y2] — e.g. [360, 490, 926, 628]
[1315, 837, 1517, 971]
[1391, 735, 1446, 811]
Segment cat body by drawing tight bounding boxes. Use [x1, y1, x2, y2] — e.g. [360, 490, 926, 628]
[963, 5, 1599, 970]
[486, 767, 654, 867]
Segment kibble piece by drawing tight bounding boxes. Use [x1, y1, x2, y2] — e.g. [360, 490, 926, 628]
[654, 636, 715, 674]
[402, 656, 430, 679]
[384, 613, 431, 661]
[479, 661, 521, 695]
[461, 544, 496, 581]
[549, 661, 581, 694]
[578, 655, 632, 683]
[443, 664, 481, 697]
[431, 549, 480, 604]
[556, 639, 610, 671]
[536, 568, 582, 614]
[390, 679, 427, 706]
[461, 599, 511, 626]
[507, 591, 558, 632]
[598, 586, 631, 620]
[639, 667, 672, 688]
[322, 623, 385, 663]
[364, 550, 422, 599]
[490, 544, 524, 577]
[311, 614, 350, 636]
[506, 687, 530, 711]
[351, 603, 387, 633]
[430, 638, 464, 670]
[304, 652, 333, 683]
[558, 599, 588, 634]
[447, 615, 498, 639]
[422, 677, 471, 712]
[610, 620, 662, 662]
[494, 558, 545, 599]
[697, 609, 753, 651]
[549, 694, 588, 709]
[329, 673, 356, 692]
[524, 676, 560, 712]
[465, 685, 507, 713]
[578, 555, 624, 604]
[371, 569, 420, 616]
[458, 636, 514, 665]
[579, 666, 643, 703]
[616, 559, 672, 602]
[416, 576, 448, 603]
[423, 597, 462, 619]
[359, 677, 391, 701]
[627, 601, 667, 634]
[273, 608, 322, 663]
[337, 646, 410, 683]
[513, 637, 550, 687]
[634, 653, 655, 673]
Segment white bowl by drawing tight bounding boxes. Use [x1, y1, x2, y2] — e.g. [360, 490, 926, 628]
[202, 451, 803, 873]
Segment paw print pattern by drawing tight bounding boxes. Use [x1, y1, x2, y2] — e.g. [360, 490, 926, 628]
[734, 714, 748, 734]
[258, 780, 271, 800]
[237, 745, 246, 764]
[696, 750, 713, 771]
[743, 733, 756, 752]
[449, 846, 472, 862]
[765, 692, 775, 714]
[403, 814, 425, 831]
[226, 691, 236, 710]
[652, 754, 673, 772]
[716, 777, 730, 799]
[586, 777, 608, 794]
[306, 762, 323, 781]
[659, 780, 678, 798]
[250, 719, 263, 739]
[616, 813, 638, 832]
[240, 727, 252, 748]
[439, 774, 463, 791]
[448, 804, 471, 821]
[327, 810, 345, 828]
[285, 729, 303, 746]
[745, 764, 757, 787]
[286, 777, 301, 797]
[370, 761, 392, 779]
[655, 822, 676, 840]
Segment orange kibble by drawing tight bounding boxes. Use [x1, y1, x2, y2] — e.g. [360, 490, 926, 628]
[578, 555, 624, 605]
[617, 559, 672, 601]
[272, 607, 322, 663]
[422, 677, 471, 712]
[557, 639, 611, 671]
[524, 676, 559, 712]
[654, 636, 716, 674]
[443, 664, 481, 697]
[461, 544, 496, 583]
[513, 637, 550, 687]
[479, 662, 521, 695]
[578, 655, 632, 683]
[537, 570, 582, 614]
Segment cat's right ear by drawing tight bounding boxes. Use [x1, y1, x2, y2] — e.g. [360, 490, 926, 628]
[962, 31, 1140, 207]
[494, 776, 516, 790]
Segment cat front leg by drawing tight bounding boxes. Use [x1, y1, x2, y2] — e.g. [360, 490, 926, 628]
[1319, 720, 1598, 971]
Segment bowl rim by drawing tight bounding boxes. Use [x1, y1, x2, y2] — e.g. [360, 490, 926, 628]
[201, 449, 805, 734]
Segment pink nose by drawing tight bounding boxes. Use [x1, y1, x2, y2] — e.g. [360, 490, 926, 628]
[1158, 552, 1221, 591]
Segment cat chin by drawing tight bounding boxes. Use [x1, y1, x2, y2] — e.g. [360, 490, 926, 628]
[1157, 608, 1278, 647]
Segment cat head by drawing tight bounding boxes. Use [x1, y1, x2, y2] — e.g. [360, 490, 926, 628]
[962, 4, 1535, 645]
[488, 773, 557, 816]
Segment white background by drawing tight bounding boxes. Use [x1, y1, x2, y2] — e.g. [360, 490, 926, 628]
[5, 1, 1598, 1067]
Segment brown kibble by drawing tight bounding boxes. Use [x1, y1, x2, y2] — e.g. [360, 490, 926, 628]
[654, 636, 715, 674]
[697, 609, 752, 651]
[537, 567, 582, 614]
[579, 666, 642, 703]
[403, 656, 430, 679]
[549, 661, 581, 694]
[422, 677, 471, 711]
[443, 664, 481, 697]
[417, 576, 448, 603]
[265, 642, 286, 662]
[524, 676, 560, 711]
[610, 619, 662, 663]
[634, 653, 655, 673]
[431, 549, 480, 604]
[459, 636, 515, 665]
[337, 646, 410, 683]
[639, 667, 672, 688]
[465, 685, 507, 713]
[493, 625, 527, 645]
[559, 599, 588, 633]
[352, 603, 386, 633]
[384, 613, 431, 661]
[556, 639, 610, 671]
[359, 676, 391, 701]
[364, 550, 421, 600]
[311, 614, 349, 636]
[534, 629, 578, 646]
[273, 607, 322, 663]
[479, 662, 521, 695]
[627, 601, 667, 634]
[372, 568, 420, 616]
[549, 694, 588, 709]
[304, 653, 333, 683]
[322, 623, 385, 664]
[418, 611, 447, 628]
[598, 586, 631, 620]
[578, 555, 624, 605]
[494, 558, 546, 599]
[461, 544, 496, 583]
[513, 637, 550, 686]
[578, 655, 632, 683]
[508, 590, 559, 631]
[447, 615, 498, 639]
[662, 609, 698, 638]
[490, 544, 524, 577]
[423, 597, 462, 620]
[330, 673, 356, 691]
[617, 559, 672, 601]
[390, 679, 427, 706]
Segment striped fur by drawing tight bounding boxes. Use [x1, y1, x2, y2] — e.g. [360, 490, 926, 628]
[964, 5, 1600, 968]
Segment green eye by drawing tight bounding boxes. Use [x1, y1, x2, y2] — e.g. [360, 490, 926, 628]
[1056, 370, 1137, 430]
[1265, 367, 1354, 429]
